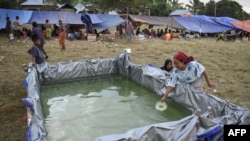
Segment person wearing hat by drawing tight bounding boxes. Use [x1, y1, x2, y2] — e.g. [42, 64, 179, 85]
[31, 21, 48, 59]
[161, 51, 215, 102]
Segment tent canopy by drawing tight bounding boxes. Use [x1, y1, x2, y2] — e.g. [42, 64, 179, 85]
[213, 17, 239, 28]
[0, 8, 247, 34]
[230, 20, 250, 32]
[92, 14, 125, 31]
[128, 14, 185, 29]
[0, 8, 33, 28]
[29, 11, 82, 25]
[174, 15, 235, 33]
[81, 14, 104, 24]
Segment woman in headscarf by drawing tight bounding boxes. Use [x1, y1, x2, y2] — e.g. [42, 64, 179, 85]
[161, 51, 215, 102]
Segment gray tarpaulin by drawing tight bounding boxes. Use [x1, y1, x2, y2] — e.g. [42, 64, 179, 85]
[22, 52, 250, 141]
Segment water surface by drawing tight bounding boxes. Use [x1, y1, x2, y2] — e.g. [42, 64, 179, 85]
[40, 75, 191, 141]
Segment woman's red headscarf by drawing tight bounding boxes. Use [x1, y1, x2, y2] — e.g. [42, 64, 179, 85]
[174, 51, 194, 64]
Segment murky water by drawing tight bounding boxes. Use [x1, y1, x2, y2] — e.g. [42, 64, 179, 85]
[40, 75, 192, 141]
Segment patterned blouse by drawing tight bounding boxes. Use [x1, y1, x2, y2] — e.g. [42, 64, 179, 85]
[167, 61, 205, 87]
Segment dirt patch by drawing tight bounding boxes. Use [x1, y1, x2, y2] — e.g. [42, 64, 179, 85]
[0, 35, 250, 141]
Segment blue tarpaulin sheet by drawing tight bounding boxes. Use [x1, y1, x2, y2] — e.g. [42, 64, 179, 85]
[0, 8, 242, 33]
[213, 17, 239, 28]
[0, 8, 33, 28]
[81, 14, 104, 24]
[174, 15, 234, 33]
[29, 11, 83, 24]
[92, 14, 125, 31]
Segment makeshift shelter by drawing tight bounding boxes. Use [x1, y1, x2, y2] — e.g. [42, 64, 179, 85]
[213, 17, 239, 28]
[28, 11, 82, 25]
[81, 14, 125, 32]
[230, 20, 250, 32]
[92, 14, 125, 31]
[128, 14, 185, 30]
[174, 15, 235, 33]
[0, 8, 33, 29]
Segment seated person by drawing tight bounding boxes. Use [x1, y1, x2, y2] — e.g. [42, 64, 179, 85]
[216, 32, 226, 41]
[160, 59, 173, 77]
[164, 32, 171, 40]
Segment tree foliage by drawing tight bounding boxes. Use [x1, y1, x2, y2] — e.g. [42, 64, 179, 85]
[150, 2, 171, 16]
[186, 0, 205, 14]
[0, 0, 26, 9]
[216, 0, 244, 20]
[204, 1, 216, 17]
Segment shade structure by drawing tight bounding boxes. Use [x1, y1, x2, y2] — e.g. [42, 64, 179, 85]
[230, 20, 250, 32]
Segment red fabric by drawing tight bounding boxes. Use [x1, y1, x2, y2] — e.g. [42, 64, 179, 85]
[174, 51, 194, 64]
[231, 20, 250, 32]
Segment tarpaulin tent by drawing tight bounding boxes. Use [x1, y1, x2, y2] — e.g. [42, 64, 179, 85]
[92, 14, 125, 31]
[174, 15, 234, 33]
[0, 8, 33, 29]
[128, 14, 185, 30]
[230, 20, 250, 32]
[29, 11, 83, 24]
[213, 17, 239, 29]
[81, 14, 104, 24]
[81, 14, 105, 33]
[129, 14, 167, 26]
[81, 14, 125, 32]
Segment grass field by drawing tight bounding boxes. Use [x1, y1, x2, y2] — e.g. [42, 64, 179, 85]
[0, 34, 250, 141]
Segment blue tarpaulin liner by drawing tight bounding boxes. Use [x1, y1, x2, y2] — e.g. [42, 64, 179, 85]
[29, 11, 83, 24]
[0, 8, 33, 28]
[23, 52, 250, 141]
[174, 15, 235, 33]
[92, 14, 125, 31]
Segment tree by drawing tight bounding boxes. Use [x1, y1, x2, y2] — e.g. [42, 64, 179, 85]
[216, 0, 243, 19]
[167, 0, 184, 12]
[186, 0, 205, 14]
[150, 2, 171, 16]
[204, 0, 216, 17]
[0, 0, 26, 9]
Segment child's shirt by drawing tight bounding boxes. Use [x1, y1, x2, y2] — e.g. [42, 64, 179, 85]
[28, 46, 44, 64]
[167, 61, 205, 87]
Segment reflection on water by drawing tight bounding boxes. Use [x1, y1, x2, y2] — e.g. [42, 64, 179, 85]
[40, 75, 191, 141]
